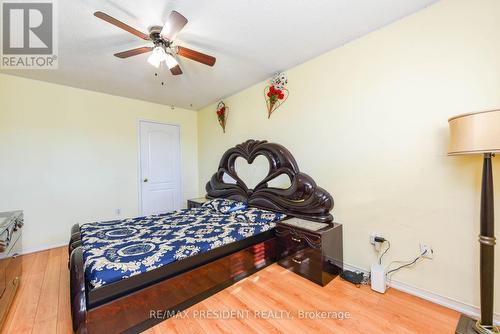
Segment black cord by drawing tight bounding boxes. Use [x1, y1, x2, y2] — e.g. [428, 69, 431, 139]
[386, 252, 425, 275]
[378, 240, 390, 265]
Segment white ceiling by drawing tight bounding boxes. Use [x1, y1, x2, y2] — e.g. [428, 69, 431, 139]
[1, 0, 437, 110]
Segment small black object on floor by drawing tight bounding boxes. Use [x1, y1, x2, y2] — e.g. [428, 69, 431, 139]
[340, 270, 364, 287]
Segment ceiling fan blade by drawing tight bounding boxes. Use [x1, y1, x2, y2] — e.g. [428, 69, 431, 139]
[160, 11, 188, 41]
[94, 11, 150, 40]
[114, 46, 153, 59]
[177, 46, 216, 66]
[170, 65, 183, 75]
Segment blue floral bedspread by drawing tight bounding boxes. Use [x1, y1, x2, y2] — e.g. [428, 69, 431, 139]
[80, 207, 280, 289]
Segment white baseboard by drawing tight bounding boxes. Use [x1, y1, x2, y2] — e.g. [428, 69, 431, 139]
[343, 262, 500, 325]
[21, 242, 67, 256]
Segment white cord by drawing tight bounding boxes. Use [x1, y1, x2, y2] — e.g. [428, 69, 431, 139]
[385, 251, 426, 286]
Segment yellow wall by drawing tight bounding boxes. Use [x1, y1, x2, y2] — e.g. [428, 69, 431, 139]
[198, 0, 500, 311]
[0, 74, 199, 252]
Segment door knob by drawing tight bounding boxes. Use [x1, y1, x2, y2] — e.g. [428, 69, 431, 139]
[143, 178, 148, 182]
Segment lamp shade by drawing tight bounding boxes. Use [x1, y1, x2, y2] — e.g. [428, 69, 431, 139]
[448, 109, 500, 155]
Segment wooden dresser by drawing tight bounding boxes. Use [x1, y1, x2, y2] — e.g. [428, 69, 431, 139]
[0, 211, 23, 329]
[276, 218, 342, 286]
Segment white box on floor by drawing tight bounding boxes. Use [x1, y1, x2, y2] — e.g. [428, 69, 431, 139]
[370, 264, 386, 293]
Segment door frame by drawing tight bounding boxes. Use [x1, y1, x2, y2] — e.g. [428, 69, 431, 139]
[137, 119, 183, 216]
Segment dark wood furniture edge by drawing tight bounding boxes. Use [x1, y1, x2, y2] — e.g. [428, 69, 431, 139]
[275, 224, 322, 249]
[276, 221, 343, 286]
[86, 238, 276, 333]
[87, 229, 274, 307]
[69, 224, 81, 253]
[69, 246, 87, 334]
[0, 211, 23, 331]
[206, 139, 334, 223]
[68, 229, 277, 334]
[68, 223, 82, 269]
[68, 223, 274, 309]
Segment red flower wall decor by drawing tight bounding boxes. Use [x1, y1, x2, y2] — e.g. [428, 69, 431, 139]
[216, 101, 228, 133]
[264, 72, 288, 118]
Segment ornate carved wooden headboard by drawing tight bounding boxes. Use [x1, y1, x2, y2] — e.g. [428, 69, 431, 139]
[206, 139, 334, 222]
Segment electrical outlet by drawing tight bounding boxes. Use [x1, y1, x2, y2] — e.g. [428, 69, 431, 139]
[420, 244, 434, 259]
[370, 233, 384, 245]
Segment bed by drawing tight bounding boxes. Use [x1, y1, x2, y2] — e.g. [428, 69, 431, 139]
[69, 139, 334, 333]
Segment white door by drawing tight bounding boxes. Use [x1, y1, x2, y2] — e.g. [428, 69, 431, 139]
[139, 121, 182, 216]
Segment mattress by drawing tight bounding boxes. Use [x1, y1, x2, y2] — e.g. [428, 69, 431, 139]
[80, 207, 281, 290]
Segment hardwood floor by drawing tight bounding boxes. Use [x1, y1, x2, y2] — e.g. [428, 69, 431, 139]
[1, 247, 459, 334]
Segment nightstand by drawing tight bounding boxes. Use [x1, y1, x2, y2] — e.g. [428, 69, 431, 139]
[187, 197, 209, 209]
[276, 218, 343, 286]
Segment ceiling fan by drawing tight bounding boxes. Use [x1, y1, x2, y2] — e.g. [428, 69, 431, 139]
[94, 10, 216, 75]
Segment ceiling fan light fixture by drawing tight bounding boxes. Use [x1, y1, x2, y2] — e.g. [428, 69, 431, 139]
[147, 46, 167, 68]
[147, 54, 161, 68]
[164, 53, 179, 69]
[98, 10, 216, 75]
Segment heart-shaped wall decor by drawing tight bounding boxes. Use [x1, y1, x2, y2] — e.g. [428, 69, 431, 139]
[216, 101, 228, 133]
[265, 72, 289, 118]
[264, 86, 289, 118]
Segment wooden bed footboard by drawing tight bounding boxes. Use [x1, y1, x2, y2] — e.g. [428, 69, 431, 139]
[87, 238, 276, 333]
[70, 246, 88, 334]
[69, 237, 276, 334]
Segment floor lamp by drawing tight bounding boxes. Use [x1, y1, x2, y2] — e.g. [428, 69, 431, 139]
[449, 109, 500, 334]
